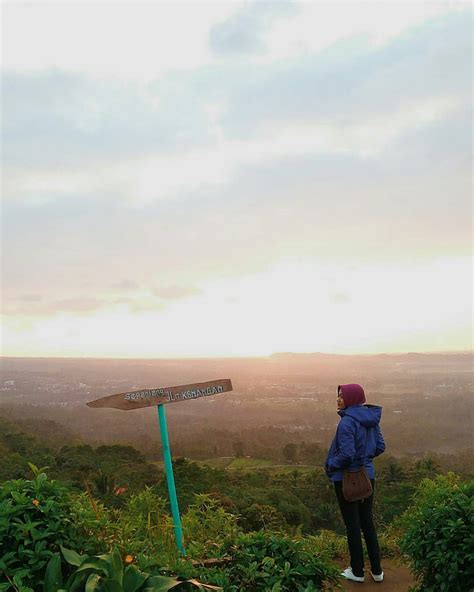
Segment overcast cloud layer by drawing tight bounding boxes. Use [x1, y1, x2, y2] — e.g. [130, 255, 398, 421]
[1, 2, 472, 356]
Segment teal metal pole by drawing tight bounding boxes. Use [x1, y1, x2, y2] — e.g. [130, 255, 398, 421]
[157, 404, 186, 556]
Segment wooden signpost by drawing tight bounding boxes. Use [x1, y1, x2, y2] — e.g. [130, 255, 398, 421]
[87, 378, 233, 555]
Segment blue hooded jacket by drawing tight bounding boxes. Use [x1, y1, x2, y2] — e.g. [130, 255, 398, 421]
[325, 404, 385, 482]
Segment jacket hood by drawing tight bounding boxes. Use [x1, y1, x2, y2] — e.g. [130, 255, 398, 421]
[339, 383, 366, 407]
[339, 404, 382, 428]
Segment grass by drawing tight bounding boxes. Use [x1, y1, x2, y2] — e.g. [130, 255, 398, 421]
[198, 457, 318, 474]
[153, 457, 320, 474]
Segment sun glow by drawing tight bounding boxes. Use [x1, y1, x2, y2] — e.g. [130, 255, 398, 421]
[2, 3, 471, 359]
[3, 257, 471, 358]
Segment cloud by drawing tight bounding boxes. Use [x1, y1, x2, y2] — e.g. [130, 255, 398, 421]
[2, 100, 471, 305]
[2, 108, 470, 321]
[16, 294, 43, 303]
[3, 296, 108, 317]
[1, 8, 471, 331]
[219, 10, 471, 136]
[112, 280, 140, 291]
[3, 10, 470, 183]
[153, 285, 202, 300]
[2, 70, 212, 168]
[332, 293, 351, 304]
[121, 299, 166, 314]
[3, 291, 170, 318]
[209, 1, 298, 57]
[2, 2, 234, 79]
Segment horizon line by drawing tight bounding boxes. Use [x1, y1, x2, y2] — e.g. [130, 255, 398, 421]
[1, 349, 472, 362]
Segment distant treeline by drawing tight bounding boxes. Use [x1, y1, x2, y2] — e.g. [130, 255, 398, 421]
[1, 416, 473, 537]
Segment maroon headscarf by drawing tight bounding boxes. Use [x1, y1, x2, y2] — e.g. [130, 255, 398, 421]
[338, 383, 366, 407]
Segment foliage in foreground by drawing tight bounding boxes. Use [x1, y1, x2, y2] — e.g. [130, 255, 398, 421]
[198, 531, 340, 591]
[40, 546, 220, 592]
[0, 472, 341, 592]
[0, 465, 104, 589]
[8, 464, 474, 592]
[399, 473, 474, 592]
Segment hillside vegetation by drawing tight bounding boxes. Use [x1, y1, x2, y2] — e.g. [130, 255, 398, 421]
[0, 418, 473, 591]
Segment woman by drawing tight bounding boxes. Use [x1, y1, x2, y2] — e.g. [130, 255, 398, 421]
[325, 383, 385, 583]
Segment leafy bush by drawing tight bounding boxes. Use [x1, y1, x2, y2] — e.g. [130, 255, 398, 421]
[113, 491, 239, 571]
[114, 487, 177, 570]
[304, 525, 401, 564]
[200, 531, 339, 591]
[302, 530, 346, 561]
[67, 491, 116, 547]
[0, 466, 103, 589]
[182, 494, 239, 559]
[377, 524, 403, 558]
[0, 423, 56, 482]
[376, 481, 417, 525]
[41, 546, 221, 592]
[399, 473, 474, 591]
[239, 503, 286, 532]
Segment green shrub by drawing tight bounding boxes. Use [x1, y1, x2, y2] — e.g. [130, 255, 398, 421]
[41, 546, 222, 592]
[302, 530, 346, 561]
[115, 491, 240, 571]
[399, 473, 474, 591]
[239, 503, 286, 532]
[0, 466, 103, 589]
[377, 524, 402, 558]
[182, 494, 239, 559]
[114, 487, 177, 571]
[200, 531, 339, 591]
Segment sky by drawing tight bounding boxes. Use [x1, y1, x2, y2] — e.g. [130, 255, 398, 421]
[1, 0, 472, 358]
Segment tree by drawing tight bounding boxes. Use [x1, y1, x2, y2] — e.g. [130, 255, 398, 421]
[89, 468, 117, 497]
[233, 440, 245, 458]
[382, 462, 405, 484]
[283, 443, 298, 464]
[415, 456, 440, 478]
[240, 503, 286, 531]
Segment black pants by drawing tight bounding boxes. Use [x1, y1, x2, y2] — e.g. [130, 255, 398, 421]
[334, 479, 382, 577]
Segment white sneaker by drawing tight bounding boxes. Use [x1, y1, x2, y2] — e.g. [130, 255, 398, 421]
[340, 567, 365, 582]
[371, 570, 384, 582]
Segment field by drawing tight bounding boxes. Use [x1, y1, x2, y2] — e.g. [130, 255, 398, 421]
[153, 456, 320, 474]
[199, 457, 318, 474]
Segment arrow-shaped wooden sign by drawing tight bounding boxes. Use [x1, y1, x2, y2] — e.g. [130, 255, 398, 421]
[87, 378, 233, 411]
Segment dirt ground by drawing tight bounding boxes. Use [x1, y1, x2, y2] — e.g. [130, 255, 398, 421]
[337, 559, 415, 591]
